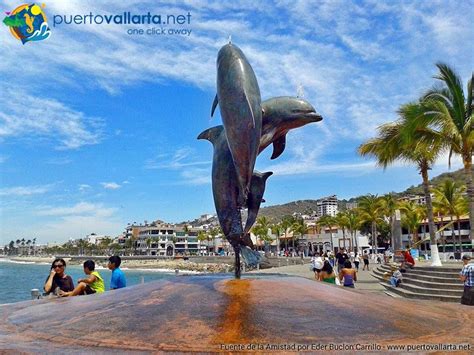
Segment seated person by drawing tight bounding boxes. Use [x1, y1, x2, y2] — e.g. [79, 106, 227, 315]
[108, 255, 126, 289]
[44, 258, 74, 295]
[339, 259, 357, 288]
[390, 269, 403, 287]
[319, 260, 337, 284]
[60, 260, 104, 297]
[401, 248, 415, 270]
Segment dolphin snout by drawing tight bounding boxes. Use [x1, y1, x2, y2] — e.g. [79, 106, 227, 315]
[306, 111, 323, 122]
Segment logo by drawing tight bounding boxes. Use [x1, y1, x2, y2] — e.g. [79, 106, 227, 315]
[3, 3, 51, 44]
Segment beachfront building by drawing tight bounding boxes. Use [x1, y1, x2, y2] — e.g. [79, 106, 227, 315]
[315, 195, 338, 217]
[401, 214, 472, 259]
[121, 221, 206, 256]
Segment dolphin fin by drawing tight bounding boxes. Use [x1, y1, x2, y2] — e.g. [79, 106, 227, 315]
[244, 92, 256, 128]
[197, 125, 224, 145]
[211, 95, 218, 117]
[270, 135, 286, 159]
[262, 171, 273, 181]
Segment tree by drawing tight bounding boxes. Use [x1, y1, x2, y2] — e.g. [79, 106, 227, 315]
[400, 201, 424, 247]
[380, 193, 399, 249]
[423, 63, 473, 240]
[357, 195, 384, 255]
[271, 222, 283, 256]
[358, 100, 445, 266]
[433, 180, 469, 254]
[344, 209, 362, 251]
[280, 215, 295, 253]
[197, 230, 208, 255]
[290, 217, 308, 255]
[252, 216, 272, 254]
[335, 212, 350, 250]
[316, 215, 337, 253]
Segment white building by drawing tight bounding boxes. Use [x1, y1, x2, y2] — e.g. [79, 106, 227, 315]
[316, 195, 338, 217]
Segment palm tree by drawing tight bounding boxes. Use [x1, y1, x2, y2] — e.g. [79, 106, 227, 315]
[357, 195, 384, 255]
[197, 230, 208, 255]
[290, 217, 308, 255]
[208, 227, 220, 255]
[335, 211, 350, 250]
[380, 193, 399, 250]
[344, 209, 362, 251]
[252, 216, 272, 253]
[271, 222, 283, 256]
[32, 238, 36, 256]
[316, 215, 337, 253]
[280, 215, 295, 253]
[400, 201, 424, 248]
[433, 180, 469, 254]
[358, 101, 445, 266]
[423, 64, 473, 240]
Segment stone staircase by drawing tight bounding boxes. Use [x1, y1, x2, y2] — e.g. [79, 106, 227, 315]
[372, 264, 463, 302]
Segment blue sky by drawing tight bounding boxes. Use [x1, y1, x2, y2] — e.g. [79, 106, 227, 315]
[0, 0, 472, 245]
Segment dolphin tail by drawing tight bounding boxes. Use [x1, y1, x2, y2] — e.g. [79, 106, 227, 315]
[244, 92, 256, 128]
[261, 171, 273, 181]
[211, 95, 218, 117]
[197, 125, 224, 145]
[270, 135, 286, 159]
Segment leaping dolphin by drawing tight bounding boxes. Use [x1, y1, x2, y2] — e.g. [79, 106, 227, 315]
[260, 96, 323, 159]
[212, 43, 262, 204]
[198, 96, 322, 248]
[197, 126, 243, 243]
[243, 171, 273, 234]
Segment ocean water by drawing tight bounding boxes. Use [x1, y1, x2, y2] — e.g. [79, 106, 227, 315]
[0, 259, 177, 304]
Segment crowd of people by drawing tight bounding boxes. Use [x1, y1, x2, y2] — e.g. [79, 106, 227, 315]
[310, 248, 360, 287]
[44, 255, 127, 297]
[310, 247, 417, 289]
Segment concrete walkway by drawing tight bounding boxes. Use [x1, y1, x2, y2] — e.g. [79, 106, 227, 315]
[249, 262, 385, 293]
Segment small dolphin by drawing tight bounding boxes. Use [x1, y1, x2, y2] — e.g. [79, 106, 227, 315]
[243, 171, 273, 234]
[260, 96, 322, 159]
[212, 43, 262, 202]
[197, 126, 243, 244]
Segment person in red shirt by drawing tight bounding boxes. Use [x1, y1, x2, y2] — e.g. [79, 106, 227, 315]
[401, 248, 415, 269]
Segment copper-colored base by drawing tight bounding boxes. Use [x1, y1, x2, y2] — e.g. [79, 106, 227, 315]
[0, 276, 472, 353]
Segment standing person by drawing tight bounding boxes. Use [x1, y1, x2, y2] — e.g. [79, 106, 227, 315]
[335, 249, 347, 273]
[108, 255, 126, 289]
[339, 260, 357, 288]
[310, 253, 323, 280]
[319, 260, 337, 284]
[459, 255, 474, 306]
[353, 252, 360, 271]
[60, 260, 105, 297]
[362, 252, 370, 271]
[44, 258, 74, 295]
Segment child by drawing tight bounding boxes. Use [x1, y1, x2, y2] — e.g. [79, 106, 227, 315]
[60, 260, 105, 297]
[108, 255, 127, 289]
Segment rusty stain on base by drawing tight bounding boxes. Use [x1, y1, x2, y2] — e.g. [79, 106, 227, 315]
[0, 276, 472, 353]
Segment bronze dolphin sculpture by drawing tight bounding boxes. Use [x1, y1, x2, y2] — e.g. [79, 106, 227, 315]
[260, 96, 323, 159]
[212, 43, 262, 204]
[198, 97, 322, 270]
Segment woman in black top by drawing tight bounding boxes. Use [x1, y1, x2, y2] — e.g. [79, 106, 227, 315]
[44, 258, 74, 295]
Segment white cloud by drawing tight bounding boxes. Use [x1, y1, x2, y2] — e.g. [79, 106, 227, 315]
[78, 184, 92, 192]
[36, 201, 116, 217]
[145, 147, 210, 169]
[0, 89, 103, 149]
[101, 182, 121, 190]
[0, 185, 51, 196]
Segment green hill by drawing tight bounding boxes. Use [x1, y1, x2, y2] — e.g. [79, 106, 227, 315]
[257, 168, 466, 222]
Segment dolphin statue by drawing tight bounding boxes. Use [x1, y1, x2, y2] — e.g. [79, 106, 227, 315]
[260, 96, 323, 159]
[243, 171, 273, 234]
[197, 126, 243, 243]
[212, 43, 262, 203]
